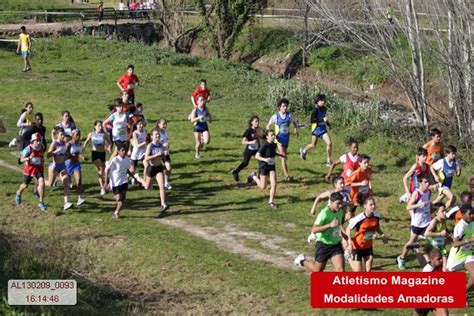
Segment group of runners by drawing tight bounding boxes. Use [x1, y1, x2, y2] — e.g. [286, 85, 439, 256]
[13, 64, 176, 219]
[291, 125, 473, 314]
[8, 26, 474, 314]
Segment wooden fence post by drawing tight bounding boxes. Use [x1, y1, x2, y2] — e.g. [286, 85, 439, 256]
[114, 9, 118, 36]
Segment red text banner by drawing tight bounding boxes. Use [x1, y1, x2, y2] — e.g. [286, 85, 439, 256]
[310, 272, 465, 308]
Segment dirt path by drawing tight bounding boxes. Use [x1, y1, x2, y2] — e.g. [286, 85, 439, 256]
[0, 159, 22, 173]
[157, 218, 300, 270]
[0, 158, 301, 270]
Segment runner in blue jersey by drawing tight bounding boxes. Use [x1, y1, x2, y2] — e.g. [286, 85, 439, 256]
[300, 94, 332, 167]
[431, 145, 461, 208]
[143, 129, 168, 214]
[190, 96, 212, 160]
[266, 98, 298, 181]
[45, 127, 72, 210]
[84, 120, 111, 195]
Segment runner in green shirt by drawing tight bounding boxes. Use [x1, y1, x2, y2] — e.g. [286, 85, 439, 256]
[294, 192, 346, 272]
[446, 205, 474, 293]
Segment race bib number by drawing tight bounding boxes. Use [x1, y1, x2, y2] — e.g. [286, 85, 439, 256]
[152, 147, 163, 156]
[117, 127, 127, 136]
[345, 169, 353, 178]
[30, 157, 41, 165]
[57, 146, 67, 155]
[359, 185, 369, 195]
[279, 125, 289, 134]
[92, 136, 104, 146]
[431, 237, 445, 247]
[332, 227, 340, 237]
[248, 144, 258, 151]
[445, 169, 455, 177]
[118, 170, 127, 178]
[64, 128, 72, 136]
[431, 152, 441, 161]
[267, 157, 275, 165]
[364, 231, 376, 241]
[71, 145, 82, 155]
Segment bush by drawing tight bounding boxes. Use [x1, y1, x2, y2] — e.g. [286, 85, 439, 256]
[32, 37, 200, 67]
[308, 46, 342, 73]
[265, 79, 328, 116]
[234, 26, 299, 56]
[309, 45, 388, 86]
[158, 52, 198, 67]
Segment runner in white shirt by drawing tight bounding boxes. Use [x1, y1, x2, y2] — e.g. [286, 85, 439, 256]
[157, 118, 172, 190]
[397, 175, 439, 270]
[103, 102, 130, 144]
[105, 142, 142, 220]
[129, 119, 147, 181]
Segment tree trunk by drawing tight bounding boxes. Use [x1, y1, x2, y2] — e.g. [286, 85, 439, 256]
[404, 0, 428, 125]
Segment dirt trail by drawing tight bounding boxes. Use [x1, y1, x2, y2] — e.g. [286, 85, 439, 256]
[0, 159, 22, 173]
[157, 218, 300, 270]
[0, 158, 301, 270]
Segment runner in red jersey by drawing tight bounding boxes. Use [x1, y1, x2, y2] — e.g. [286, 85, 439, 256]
[191, 79, 211, 108]
[325, 138, 360, 187]
[117, 64, 139, 105]
[15, 132, 47, 211]
[400, 147, 429, 203]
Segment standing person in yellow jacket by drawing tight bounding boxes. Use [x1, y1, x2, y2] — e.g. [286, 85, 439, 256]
[16, 26, 32, 72]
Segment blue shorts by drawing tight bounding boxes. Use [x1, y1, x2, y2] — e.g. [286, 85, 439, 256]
[66, 161, 81, 176]
[21, 51, 29, 57]
[50, 162, 66, 173]
[194, 123, 209, 133]
[276, 133, 289, 148]
[312, 126, 327, 138]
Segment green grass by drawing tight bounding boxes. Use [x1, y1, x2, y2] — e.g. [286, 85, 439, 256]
[234, 26, 300, 57]
[0, 36, 472, 315]
[0, 0, 77, 11]
[308, 46, 389, 86]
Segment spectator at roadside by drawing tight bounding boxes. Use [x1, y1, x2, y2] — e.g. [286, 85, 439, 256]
[118, 0, 126, 16]
[130, 1, 138, 18]
[98, 1, 104, 23]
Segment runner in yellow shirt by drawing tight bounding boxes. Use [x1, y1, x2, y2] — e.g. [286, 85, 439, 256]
[16, 26, 32, 72]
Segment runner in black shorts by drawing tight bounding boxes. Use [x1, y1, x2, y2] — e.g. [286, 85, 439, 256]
[248, 129, 286, 209]
[346, 197, 389, 272]
[143, 129, 168, 213]
[294, 192, 346, 272]
[157, 118, 172, 190]
[231, 116, 261, 182]
[84, 120, 111, 195]
[105, 142, 141, 220]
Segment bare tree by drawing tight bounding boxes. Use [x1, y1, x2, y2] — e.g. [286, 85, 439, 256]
[303, 0, 430, 126]
[157, 0, 200, 52]
[419, 0, 472, 146]
[195, 0, 266, 59]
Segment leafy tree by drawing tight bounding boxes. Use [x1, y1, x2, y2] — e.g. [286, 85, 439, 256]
[195, 0, 266, 59]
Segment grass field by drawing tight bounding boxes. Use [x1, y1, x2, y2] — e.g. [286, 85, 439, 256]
[0, 36, 472, 315]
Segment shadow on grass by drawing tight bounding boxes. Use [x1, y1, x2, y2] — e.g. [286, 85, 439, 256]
[159, 205, 257, 218]
[374, 191, 392, 198]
